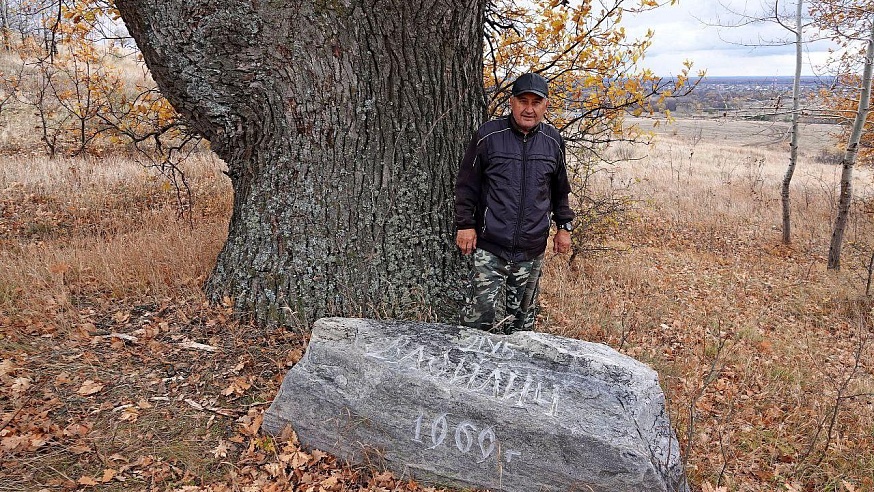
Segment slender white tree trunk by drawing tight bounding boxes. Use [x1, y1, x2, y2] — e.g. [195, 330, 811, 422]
[827, 20, 874, 270]
[0, 0, 10, 51]
[781, 0, 804, 244]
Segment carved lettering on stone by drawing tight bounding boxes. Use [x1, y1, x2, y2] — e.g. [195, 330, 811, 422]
[264, 318, 689, 492]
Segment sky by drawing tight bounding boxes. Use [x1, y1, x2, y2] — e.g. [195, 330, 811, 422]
[622, 0, 839, 77]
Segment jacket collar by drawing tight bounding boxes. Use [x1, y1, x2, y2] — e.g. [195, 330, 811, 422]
[508, 115, 542, 137]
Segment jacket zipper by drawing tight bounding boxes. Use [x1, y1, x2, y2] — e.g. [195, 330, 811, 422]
[481, 207, 489, 235]
[512, 133, 528, 258]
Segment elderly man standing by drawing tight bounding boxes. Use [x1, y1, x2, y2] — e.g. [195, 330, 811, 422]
[455, 72, 575, 334]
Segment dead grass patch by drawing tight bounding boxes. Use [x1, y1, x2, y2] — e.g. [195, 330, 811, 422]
[540, 131, 874, 491]
[2, 127, 873, 491]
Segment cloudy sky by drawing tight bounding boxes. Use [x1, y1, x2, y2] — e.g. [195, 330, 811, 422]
[622, 0, 839, 77]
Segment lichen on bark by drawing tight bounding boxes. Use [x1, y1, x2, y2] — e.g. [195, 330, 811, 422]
[115, 0, 486, 328]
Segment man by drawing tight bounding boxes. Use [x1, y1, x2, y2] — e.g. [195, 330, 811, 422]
[454, 72, 574, 334]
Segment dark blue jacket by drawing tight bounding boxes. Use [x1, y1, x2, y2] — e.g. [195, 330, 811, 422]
[455, 116, 574, 262]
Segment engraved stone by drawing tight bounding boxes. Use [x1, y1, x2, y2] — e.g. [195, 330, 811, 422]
[263, 318, 688, 492]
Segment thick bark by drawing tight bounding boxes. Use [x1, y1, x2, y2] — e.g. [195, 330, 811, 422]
[115, 0, 486, 326]
[828, 20, 874, 270]
[781, 0, 803, 245]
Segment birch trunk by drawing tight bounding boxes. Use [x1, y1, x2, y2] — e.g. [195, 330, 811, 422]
[827, 20, 874, 270]
[1, 0, 10, 51]
[114, 0, 486, 326]
[781, 0, 804, 244]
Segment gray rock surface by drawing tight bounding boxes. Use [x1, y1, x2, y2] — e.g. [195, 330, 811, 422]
[263, 318, 688, 492]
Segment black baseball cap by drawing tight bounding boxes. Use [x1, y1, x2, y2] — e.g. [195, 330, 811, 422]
[512, 73, 549, 98]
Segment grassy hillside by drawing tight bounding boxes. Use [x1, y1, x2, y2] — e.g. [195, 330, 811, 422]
[542, 125, 874, 491]
[1, 120, 873, 491]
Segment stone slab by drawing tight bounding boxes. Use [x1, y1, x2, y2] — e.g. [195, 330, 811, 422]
[263, 317, 688, 492]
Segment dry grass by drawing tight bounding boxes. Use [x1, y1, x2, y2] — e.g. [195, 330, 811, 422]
[1, 121, 873, 491]
[540, 128, 874, 491]
[0, 154, 230, 313]
[0, 152, 258, 492]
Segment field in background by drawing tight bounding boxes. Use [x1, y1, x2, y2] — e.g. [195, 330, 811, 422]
[542, 120, 874, 491]
[1, 117, 873, 491]
[629, 116, 843, 156]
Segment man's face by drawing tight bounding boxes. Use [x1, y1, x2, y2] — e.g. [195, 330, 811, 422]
[510, 93, 549, 132]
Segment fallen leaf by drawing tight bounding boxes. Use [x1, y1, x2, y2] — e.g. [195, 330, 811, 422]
[285, 348, 303, 366]
[77, 475, 98, 486]
[1, 435, 27, 452]
[77, 379, 104, 396]
[55, 371, 73, 385]
[221, 376, 253, 396]
[321, 475, 340, 490]
[11, 376, 32, 395]
[78, 322, 97, 334]
[373, 470, 394, 483]
[310, 449, 327, 462]
[0, 359, 15, 377]
[212, 439, 230, 458]
[118, 407, 139, 422]
[69, 442, 92, 454]
[238, 412, 262, 437]
[63, 422, 91, 437]
[264, 462, 284, 478]
[28, 434, 47, 450]
[99, 469, 117, 483]
[290, 451, 311, 469]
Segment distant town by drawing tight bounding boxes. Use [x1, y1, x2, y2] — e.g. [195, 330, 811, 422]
[656, 75, 840, 123]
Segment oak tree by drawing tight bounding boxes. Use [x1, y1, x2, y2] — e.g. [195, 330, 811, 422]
[115, 0, 486, 326]
[113, 0, 693, 326]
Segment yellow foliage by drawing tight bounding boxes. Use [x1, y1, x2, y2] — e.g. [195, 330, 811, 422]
[809, 3, 874, 165]
[485, 0, 701, 148]
[819, 75, 874, 165]
[0, 0, 184, 157]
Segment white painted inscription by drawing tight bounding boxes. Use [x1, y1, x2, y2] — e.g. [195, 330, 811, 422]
[458, 334, 517, 359]
[411, 411, 516, 464]
[366, 335, 561, 415]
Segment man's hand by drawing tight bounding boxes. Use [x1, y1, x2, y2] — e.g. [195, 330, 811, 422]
[456, 229, 477, 255]
[553, 229, 571, 254]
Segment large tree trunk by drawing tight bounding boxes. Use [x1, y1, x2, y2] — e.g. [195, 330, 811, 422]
[781, 0, 803, 244]
[828, 19, 874, 270]
[115, 0, 486, 326]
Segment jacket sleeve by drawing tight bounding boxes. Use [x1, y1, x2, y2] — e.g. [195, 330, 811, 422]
[551, 137, 575, 225]
[454, 132, 482, 230]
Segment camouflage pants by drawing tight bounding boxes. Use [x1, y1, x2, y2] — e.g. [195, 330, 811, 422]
[461, 248, 544, 334]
